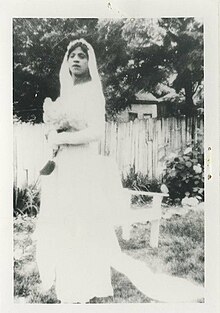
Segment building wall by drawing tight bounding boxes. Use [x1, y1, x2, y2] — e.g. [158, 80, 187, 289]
[117, 104, 158, 122]
[131, 104, 157, 118]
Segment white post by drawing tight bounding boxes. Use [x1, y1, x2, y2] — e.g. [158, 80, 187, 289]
[150, 195, 162, 248]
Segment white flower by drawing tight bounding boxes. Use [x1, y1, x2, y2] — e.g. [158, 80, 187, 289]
[184, 147, 192, 155]
[182, 196, 199, 207]
[160, 184, 169, 194]
[193, 164, 202, 174]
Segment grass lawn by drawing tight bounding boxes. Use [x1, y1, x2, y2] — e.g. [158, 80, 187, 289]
[14, 206, 204, 303]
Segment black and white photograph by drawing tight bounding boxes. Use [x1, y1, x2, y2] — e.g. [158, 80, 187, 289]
[0, 0, 219, 312]
[12, 16, 206, 304]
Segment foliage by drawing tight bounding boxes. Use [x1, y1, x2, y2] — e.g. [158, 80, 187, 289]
[122, 166, 161, 192]
[158, 18, 204, 115]
[122, 166, 161, 204]
[13, 18, 203, 122]
[121, 19, 170, 94]
[13, 185, 40, 216]
[162, 142, 204, 204]
[96, 19, 134, 117]
[13, 18, 99, 122]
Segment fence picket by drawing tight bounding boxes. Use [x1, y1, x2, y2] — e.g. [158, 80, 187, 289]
[13, 116, 204, 187]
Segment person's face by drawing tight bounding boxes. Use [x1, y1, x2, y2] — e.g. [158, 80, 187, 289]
[68, 47, 89, 77]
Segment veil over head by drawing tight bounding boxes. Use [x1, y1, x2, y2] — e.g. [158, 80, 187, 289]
[43, 38, 105, 138]
[59, 39, 103, 99]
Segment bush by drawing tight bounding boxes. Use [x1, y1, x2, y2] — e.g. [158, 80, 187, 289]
[13, 185, 40, 217]
[122, 166, 161, 204]
[162, 142, 204, 204]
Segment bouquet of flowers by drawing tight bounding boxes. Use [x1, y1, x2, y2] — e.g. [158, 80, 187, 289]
[40, 97, 86, 175]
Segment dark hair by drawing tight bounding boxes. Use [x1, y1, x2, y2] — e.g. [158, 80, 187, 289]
[67, 42, 89, 59]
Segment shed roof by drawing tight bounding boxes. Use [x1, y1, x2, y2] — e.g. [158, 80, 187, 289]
[135, 90, 159, 104]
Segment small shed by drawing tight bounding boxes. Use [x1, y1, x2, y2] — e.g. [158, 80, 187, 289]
[118, 91, 159, 122]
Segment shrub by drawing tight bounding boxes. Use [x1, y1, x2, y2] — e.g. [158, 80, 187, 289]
[162, 142, 204, 204]
[13, 185, 40, 217]
[122, 166, 161, 204]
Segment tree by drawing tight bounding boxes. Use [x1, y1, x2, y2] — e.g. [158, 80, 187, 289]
[159, 18, 204, 115]
[121, 18, 170, 94]
[96, 18, 170, 117]
[13, 18, 133, 121]
[13, 18, 203, 122]
[120, 18, 203, 116]
[13, 18, 99, 122]
[95, 19, 133, 117]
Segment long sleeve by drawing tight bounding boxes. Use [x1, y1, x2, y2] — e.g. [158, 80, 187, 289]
[52, 85, 106, 146]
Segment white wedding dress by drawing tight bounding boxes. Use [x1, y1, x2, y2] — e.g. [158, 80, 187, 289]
[35, 81, 127, 303]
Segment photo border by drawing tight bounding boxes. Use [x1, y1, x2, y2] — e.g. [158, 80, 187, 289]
[0, 0, 219, 312]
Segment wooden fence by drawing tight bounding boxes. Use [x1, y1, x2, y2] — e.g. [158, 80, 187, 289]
[13, 116, 204, 188]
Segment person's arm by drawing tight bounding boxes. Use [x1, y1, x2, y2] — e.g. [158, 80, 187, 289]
[48, 126, 102, 146]
[48, 89, 105, 146]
